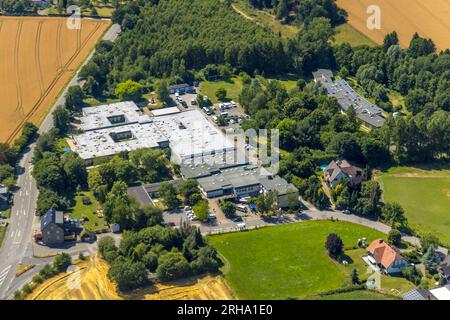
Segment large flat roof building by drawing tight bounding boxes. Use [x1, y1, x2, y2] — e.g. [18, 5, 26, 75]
[313, 70, 386, 129]
[196, 165, 298, 207]
[72, 103, 235, 164]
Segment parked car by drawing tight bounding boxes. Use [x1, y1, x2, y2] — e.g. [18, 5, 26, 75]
[343, 210, 351, 214]
[165, 222, 176, 227]
[191, 98, 196, 105]
[184, 206, 192, 211]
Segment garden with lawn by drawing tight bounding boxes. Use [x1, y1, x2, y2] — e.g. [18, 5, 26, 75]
[208, 220, 387, 299]
[378, 166, 450, 246]
[68, 192, 108, 233]
[200, 75, 298, 104]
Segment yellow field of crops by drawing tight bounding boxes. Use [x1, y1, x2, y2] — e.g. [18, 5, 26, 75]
[336, 0, 450, 50]
[0, 17, 110, 143]
[28, 255, 235, 300]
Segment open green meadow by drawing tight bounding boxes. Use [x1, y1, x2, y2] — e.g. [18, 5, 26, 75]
[333, 23, 377, 47]
[0, 226, 6, 249]
[200, 75, 298, 104]
[379, 166, 450, 246]
[209, 220, 386, 299]
[308, 289, 398, 300]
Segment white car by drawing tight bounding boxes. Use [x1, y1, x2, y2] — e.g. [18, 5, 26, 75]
[184, 206, 192, 211]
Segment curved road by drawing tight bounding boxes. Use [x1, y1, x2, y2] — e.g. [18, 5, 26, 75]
[0, 22, 121, 300]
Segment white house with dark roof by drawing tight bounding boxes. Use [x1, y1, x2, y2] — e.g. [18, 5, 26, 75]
[324, 159, 363, 188]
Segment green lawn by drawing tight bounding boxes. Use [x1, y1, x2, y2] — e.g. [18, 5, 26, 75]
[0, 226, 6, 249]
[1, 207, 11, 219]
[68, 192, 108, 233]
[209, 220, 386, 299]
[200, 75, 298, 104]
[379, 166, 450, 246]
[333, 23, 377, 47]
[200, 77, 244, 104]
[308, 290, 398, 300]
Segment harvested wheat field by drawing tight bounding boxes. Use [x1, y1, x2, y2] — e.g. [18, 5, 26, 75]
[28, 255, 235, 300]
[0, 17, 110, 143]
[336, 0, 450, 50]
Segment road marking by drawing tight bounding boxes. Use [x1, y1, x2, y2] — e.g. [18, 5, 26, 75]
[0, 265, 12, 287]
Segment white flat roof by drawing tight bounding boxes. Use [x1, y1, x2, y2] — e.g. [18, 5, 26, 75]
[80, 101, 151, 131]
[151, 107, 181, 117]
[73, 106, 235, 162]
[429, 287, 450, 300]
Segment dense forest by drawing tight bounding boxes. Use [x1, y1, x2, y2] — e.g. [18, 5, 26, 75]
[247, 0, 346, 25]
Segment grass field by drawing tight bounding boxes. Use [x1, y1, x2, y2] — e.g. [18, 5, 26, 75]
[333, 23, 377, 47]
[378, 166, 450, 246]
[209, 220, 386, 299]
[200, 75, 298, 104]
[336, 0, 450, 50]
[0, 17, 110, 143]
[0, 226, 6, 249]
[68, 192, 107, 233]
[309, 290, 398, 300]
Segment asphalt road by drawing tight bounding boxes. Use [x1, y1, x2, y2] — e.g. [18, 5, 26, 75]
[0, 22, 121, 300]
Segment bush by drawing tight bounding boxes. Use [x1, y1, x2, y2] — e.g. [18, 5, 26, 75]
[21, 284, 33, 295]
[32, 274, 44, 284]
[325, 233, 344, 258]
[108, 257, 149, 291]
[39, 264, 56, 279]
[53, 253, 72, 273]
[97, 236, 118, 263]
[388, 229, 402, 246]
[156, 251, 191, 282]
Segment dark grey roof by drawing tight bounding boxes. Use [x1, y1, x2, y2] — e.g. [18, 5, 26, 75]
[259, 175, 298, 196]
[197, 164, 297, 195]
[127, 185, 153, 206]
[169, 83, 192, 90]
[313, 70, 386, 128]
[41, 208, 64, 231]
[179, 152, 249, 179]
[403, 289, 437, 300]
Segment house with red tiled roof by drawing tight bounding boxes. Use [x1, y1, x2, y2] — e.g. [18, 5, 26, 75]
[323, 159, 363, 188]
[367, 239, 409, 274]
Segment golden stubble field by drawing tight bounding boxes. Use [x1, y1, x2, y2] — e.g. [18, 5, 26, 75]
[0, 17, 110, 143]
[336, 0, 450, 50]
[28, 255, 235, 300]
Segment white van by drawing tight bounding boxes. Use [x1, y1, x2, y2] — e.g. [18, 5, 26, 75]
[212, 115, 218, 123]
[236, 205, 248, 213]
[220, 111, 229, 118]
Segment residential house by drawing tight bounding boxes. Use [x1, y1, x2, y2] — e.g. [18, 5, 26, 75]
[367, 239, 409, 274]
[439, 254, 450, 282]
[0, 184, 10, 210]
[40, 208, 82, 245]
[324, 159, 363, 188]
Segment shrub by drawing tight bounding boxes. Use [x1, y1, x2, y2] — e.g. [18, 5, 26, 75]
[388, 229, 402, 246]
[156, 251, 191, 282]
